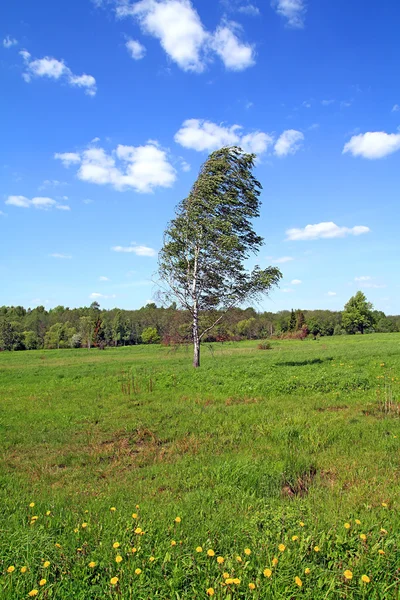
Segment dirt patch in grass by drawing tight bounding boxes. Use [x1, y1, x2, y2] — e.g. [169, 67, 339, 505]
[316, 405, 349, 412]
[282, 465, 317, 498]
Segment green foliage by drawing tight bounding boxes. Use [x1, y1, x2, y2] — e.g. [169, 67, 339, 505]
[141, 327, 161, 344]
[343, 291, 375, 334]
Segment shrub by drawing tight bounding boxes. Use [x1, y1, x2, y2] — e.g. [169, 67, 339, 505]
[258, 342, 272, 350]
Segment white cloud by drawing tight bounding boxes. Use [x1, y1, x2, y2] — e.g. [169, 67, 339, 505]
[54, 152, 81, 167]
[282, 288, 294, 293]
[237, 3, 260, 16]
[272, 0, 306, 28]
[180, 159, 191, 172]
[286, 222, 370, 241]
[5, 195, 70, 211]
[117, 0, 255, 72]
[0, 211, 6, 216]
[327, 291, 337, 296]
[354, 276, 386, 289]
[355, 276, 371, 282]
[112, 244, 157, 257]
[99, 276, 110, 281]
[20, 50, 97, 95]
[267, 256, 294, 264]
[211, 22, 255, 71]
[83, 198, 94, 204]
[174, 119, 273, 155]
[126, 38, 147, 59]
[302, 100, 311, 108]
[49, 253, 72, 259]
[90, 292, 117, 299]
[392, 104, 400, 112]
[274, 129, 304, 157]
[291, 279, 302, 285]
[321, 99, 335, 106]
[343, 131, 400, 159]
[39, 179, 67, 190]
[55, 142, 176, 193]
[3, 36, 18, 48]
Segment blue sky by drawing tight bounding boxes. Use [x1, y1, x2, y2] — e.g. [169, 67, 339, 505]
[1, 0, 399, 313]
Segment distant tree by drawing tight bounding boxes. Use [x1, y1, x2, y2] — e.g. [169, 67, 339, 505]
[79, 316, 94, 349]
[288, 310, 297, 331]
[44, 323, 64, 349]
[342, 291, 374, 334]
[159, 146, 282, 367]
[112, 310, 125, 347]
[23, 330, 39, 350]
[295, 310, 306, 331]
[141, 327, 160, 344]
[307, 318, 321, 339]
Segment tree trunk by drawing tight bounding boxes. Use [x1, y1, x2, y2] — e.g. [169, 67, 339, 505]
[193, 306, 200, 368]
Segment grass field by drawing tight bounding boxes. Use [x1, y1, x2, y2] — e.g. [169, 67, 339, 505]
[0, 334, 399, 599]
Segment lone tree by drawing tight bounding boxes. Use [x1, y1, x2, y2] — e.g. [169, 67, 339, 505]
[158, 146, 282, 367]
[342, 291, 374, 334]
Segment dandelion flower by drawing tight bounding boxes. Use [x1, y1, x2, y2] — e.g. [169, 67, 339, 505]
[381, 502, 388, 508]
[43, 561, 50, 568]
[113, 542, 120, 549]
[360, 534, 367, 541]
[7, 566, 15, 573]
[134, 527, 142, 534]
[115, 555, 123, 563]
[355, 519, 361, 525]
[244, 548, 251, 556]
[46, 511, 51, 516]
[272, 557, 278, 567]
[81, 523, 88, 528]
[135, 568, 142, 575]
[249, 582, 256, 590]
[299, 521, 305, 527]
[314, 546, 320, 552]
[292, 535, 299, 541]
[149, 556, 155, 562]
[39, 579, 46, 586]
[344, 523, 351, 530]
[378, 549, 385, 555]
[223, 572, 229, 579]
[305, 568, 311, 575]
[236, 555, 242, 562]
[110, 507, 116, 512]
[263, 568, 272, 578]
[74, 528, 79, 533]
[28, 591, 38, 597]
[217, 556, 224, 564]
[89, 562, 96, 568]
[132, 513, 138, 519]
[131, 547, 137, 554]
[361, 575, 370, 583]
[207, 549, 215, 557]
[233, 578, 240, 585]
[31, 516, 38, 521]
[29, 502, 35, 508]
[175, 516, 181, 523]
[196, 546, 203, 553]
[206, 588, 215, 596]
[380, 528, 387, 534]
[171, 540, 177, 547]
[55, 543, 61, 549]
[110, 576, 119, 585]
[295, 576, 303, 587]
[225, 578, 234, 585]
[278, 544, 286, 552]
[344, 570, 353, 580]
[21, 566, 28, 573]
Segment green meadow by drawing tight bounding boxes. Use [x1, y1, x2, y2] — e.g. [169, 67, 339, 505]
[0, 334, 399, 599]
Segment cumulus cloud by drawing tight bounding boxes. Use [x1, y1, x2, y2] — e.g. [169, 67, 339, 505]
[272, 0, 306, 28]
[117, 0, 255, 72]
[90, 292, 117, 299]
[3, 35, 18, 48]
[291, 279, 302, 285]
[20, 50, 97, 96]
[282, 288, 294, 293]
[49, 253, 72, 259]
[274, 129, 304, 157]
[55, 142, 176, 193]
[5, 195, 70, 211]
[343, 131, 400, 159]
[174, 119, 274, 155]
[112, 244, 157, 256]
[126, 38, 147, 59]
[286, 222, 370, 241]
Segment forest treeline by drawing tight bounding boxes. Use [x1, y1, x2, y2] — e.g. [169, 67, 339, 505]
[0, 299, 399, 351]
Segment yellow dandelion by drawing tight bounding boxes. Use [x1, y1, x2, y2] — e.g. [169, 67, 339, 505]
[134, 527, 142, 534]
[314, 546, 320, 552]
[233, 578, 240, 585]
[110, 576, 119, 585]
[378, 549, 385, 555]
[81, 523, 88, 528]
[225, 578, 234, 585]
[174, 516, 181, 523]
[292, 535, 299, 541]
[149, 556, 155, 562]
[305, 568, 311, 575]
[355, 519, 361, 525]
[29, 502, 35, 508]
[380, 528, 387, 534]
[344, 570, 353, 580]
[207, 549, 215, 557]
[28, 591, 38, 597]
[135, 504, 139, 509]
[263, 568, 272, 578]
[361, 575, 370, 583]
[21, 566, 28, 573]
[299, 521, 305, 527]
[7, 566, 15, 573]
[110, 507, 116, 512]
[55, 543, 61, 549]
[39, 579, 46, 586]
[89, 562, 96, 568]
[249, 582, 256, 590]
[344, 522, 351, 530]
[84, 510, 88, 513]
[236, 555, 242, 562]
[135, 568, 142, 575]
[360, 534, 367, 541]
[171, 540, 177, 547]
[113, 542, 120, 549]
[31, 516, 38, 521]
[74, 528, 79, 533]
[206, 588, 215, 596]
[131, 547, 137, 554]
[222, 572, 229, 579]
[132, 513, 138, 519]
[381, 502, 388, 508]
[196, 546, 203, 553]
[46, 511, 51, 516]
[43, 561, 50, 568]
[295, 576, 303, 587]
[272, 557, 278, 567]
[278, 544, 286, 552]
[115, 555, 123, 563]
[217, 556, 224, 564]
[244, 548, 251, 556]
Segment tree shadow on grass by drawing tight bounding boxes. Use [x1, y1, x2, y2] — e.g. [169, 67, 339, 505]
[275, 357, 334, 367]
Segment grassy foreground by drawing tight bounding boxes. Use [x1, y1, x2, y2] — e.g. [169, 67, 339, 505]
[0, 335, 399, 599]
